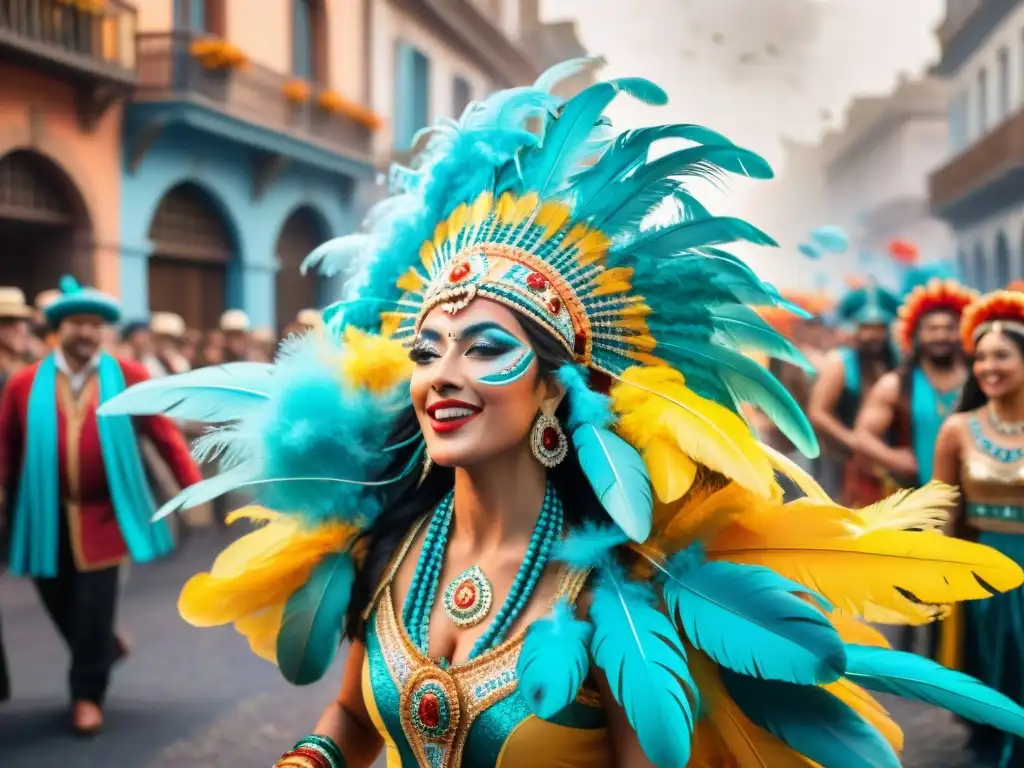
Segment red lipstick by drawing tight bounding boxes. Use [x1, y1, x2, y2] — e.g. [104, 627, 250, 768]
[426, 399, 483, 434]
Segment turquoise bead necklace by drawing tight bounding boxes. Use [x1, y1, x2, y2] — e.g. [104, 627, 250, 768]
[402, 482, 563, 661]
[971, 416, 1024, 463]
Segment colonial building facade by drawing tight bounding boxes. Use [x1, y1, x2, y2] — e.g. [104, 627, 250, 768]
[121, 0, 378, 331]
[930, 0, 1024, 290]
[0, 0, 137, 303]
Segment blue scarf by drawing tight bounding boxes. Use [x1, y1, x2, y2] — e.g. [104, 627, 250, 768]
[9, 354, 174, 577]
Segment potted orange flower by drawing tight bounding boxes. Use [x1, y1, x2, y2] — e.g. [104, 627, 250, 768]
[283, 80, 311, 105]
[316, 89, 383, 132]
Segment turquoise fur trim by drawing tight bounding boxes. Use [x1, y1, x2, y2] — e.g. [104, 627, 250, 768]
[9, 354, 172, 577]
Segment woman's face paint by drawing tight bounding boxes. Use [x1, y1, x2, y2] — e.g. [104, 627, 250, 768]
[473, 326, 536, 386]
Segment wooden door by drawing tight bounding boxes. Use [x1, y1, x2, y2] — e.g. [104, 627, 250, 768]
[148, 257, 226, 331]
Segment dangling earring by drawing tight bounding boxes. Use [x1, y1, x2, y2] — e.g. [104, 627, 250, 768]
[418, 454, 433, 487]
[531, 412, 568, 468]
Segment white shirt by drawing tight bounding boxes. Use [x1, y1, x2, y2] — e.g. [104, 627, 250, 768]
[54, 348, 100, 397]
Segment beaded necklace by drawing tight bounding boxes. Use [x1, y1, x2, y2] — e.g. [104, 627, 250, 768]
[402, 482, 564, 662]
[970, 415, 1024, 464]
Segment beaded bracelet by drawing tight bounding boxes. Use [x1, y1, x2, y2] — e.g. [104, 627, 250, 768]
[275, 735, 346, 768]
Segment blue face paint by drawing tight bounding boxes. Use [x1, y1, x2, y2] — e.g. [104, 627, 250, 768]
[467, 324, 536, 387]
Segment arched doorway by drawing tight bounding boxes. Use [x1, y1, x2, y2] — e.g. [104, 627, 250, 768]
[275, 206, 327, 332]
[995, 231, 1011, 288]
[0, 150, 92, 301]
[147, 183, 235, 331]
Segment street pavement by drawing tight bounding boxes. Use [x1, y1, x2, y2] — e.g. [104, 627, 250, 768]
[0, 527, 975, 767]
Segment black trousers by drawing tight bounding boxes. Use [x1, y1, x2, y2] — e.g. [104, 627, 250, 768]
[32, 520, 120, 705]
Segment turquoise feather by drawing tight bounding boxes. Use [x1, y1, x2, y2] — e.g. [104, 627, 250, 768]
[277, 552, 355, 685]
[798, 242, 822, 260]
[660, 558, 845, 684]
[571, 424, 653, 543]
[533, 56, 606, 94]
[843, 644, 1024, 737]
[722, 669, 901, 768]
[301, 233, 370, 277]
[97, 363, 274, 423]
[810, 225, 849, 254]
[711, 305, 814, 371]
[152, 464, 256, 521]
[517, 599, 594, 719]
[522, 78, 665, 197]
[590, 566, 696, 767]
[627, 216, 777, 259]
[555, 523, 627, 569]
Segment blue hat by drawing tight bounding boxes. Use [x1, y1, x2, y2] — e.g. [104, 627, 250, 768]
[43, 275, 121, 326]
[836, 283, 900, 325]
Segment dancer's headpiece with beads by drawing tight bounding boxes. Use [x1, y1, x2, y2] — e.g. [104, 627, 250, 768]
[961, 289, 1024, 353]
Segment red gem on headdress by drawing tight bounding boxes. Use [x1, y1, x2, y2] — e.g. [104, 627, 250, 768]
[542, 426, 559, 452]
[547, 296, 562, 315]
[449, 262, 471, 283]
[574, 332, 587, 355]
[526, 271, 548, 291]
[418, 693, 441, 729]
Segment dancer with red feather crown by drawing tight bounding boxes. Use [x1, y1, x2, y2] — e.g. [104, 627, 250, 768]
[102, 59, 1024, 768]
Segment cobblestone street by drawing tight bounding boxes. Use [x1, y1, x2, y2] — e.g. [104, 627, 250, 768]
[0, 528, 976, 767]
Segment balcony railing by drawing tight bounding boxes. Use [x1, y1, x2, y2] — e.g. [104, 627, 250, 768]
[134, 31, 374, 165]
[0, 0, 136, 79]
[930, 108, 1024, 214]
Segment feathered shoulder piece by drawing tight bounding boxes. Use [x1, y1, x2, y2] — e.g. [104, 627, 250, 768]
[99, 326, 417, 683]
[961, 289, 1024, 354]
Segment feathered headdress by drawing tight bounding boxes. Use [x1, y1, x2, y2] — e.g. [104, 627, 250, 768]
[961, 289, 1024, 354]
[894, 266, 978, 353]
[836, 281, 901, 326]
[99, 59, 1024, 767]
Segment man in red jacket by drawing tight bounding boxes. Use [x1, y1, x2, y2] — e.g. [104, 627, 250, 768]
[0, 277, 201, 735]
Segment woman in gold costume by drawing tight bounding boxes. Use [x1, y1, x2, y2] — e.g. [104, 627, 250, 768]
[103, 61, 1024, 768]
[934, 288, 1024, 767]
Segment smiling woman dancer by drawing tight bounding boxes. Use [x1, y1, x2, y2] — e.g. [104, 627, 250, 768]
[933, 289, 1024, 767]
[103, 61, 1024, 768]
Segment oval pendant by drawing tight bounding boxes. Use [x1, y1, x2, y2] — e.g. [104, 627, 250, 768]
[443, 565, 493, 628]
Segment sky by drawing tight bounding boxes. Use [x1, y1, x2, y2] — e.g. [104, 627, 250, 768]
[540, 0, 947, 285]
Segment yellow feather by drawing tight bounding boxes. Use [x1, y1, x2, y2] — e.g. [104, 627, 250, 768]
[575, 230, 612, 266]
[396, 267, 425, 294]
[760, 442, 829, 502]
[561, 223, 591, 251]
[826, 679, 904, 752]
[619, 301, 652, 318]
[614, 316, 651, 333]
[179, 518, 357, 629]
[419, 241, 436, 273]
[691, 652, 818, 767]
[234, 604, 285, 663]
[643, 437, 697, 504]
[656, 482, 752, 548]
[432, 220, 449, 251]
[827, 611, 890, 648]
[708, 511, 1024, 618]
[495, 192, 516, 224]
[535, 201, 571, 239]
[859, 599, 941, 626]
[469, 192, 493, 226]
[591, 267, 634, 296]
[446, 203, 468, 242]
[339, 327, 413, 394]
[513, 192, 539, 223]
[378, 312, 405, 338]
[611, 366, 775, 499]
[855, 481, 956, 533]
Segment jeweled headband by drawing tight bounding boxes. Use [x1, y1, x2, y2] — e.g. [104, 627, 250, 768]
[894, 278, 978, 354]
[961, 289, 1024, 354]
[382, 191, 654, 376]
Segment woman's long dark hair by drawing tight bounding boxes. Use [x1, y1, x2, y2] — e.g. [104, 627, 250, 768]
[345, 312, 609, 639]
[956, 327, 1024, 414]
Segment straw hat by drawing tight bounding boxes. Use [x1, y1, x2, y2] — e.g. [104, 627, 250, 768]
[150, 311, 187, 338]
[0, 287, 35, 320]
[251, 327, 276, 344]
[220, 309, 251, 333]
[296, 308, 322, 328]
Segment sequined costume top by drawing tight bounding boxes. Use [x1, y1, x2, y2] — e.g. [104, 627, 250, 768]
[962, 411, 1024, 531]
[361, 523, 610, 768]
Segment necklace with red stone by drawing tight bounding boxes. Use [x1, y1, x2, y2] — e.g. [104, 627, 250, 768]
[401, 483, 564, 661]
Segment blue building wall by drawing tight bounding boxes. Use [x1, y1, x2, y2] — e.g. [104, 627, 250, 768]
[120, 125, 355, 328]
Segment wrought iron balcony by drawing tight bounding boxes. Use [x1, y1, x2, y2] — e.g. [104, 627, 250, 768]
[0, 0, 136, 81]
[930, 108, 1024, 223]
[133, 31, 374, 169]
